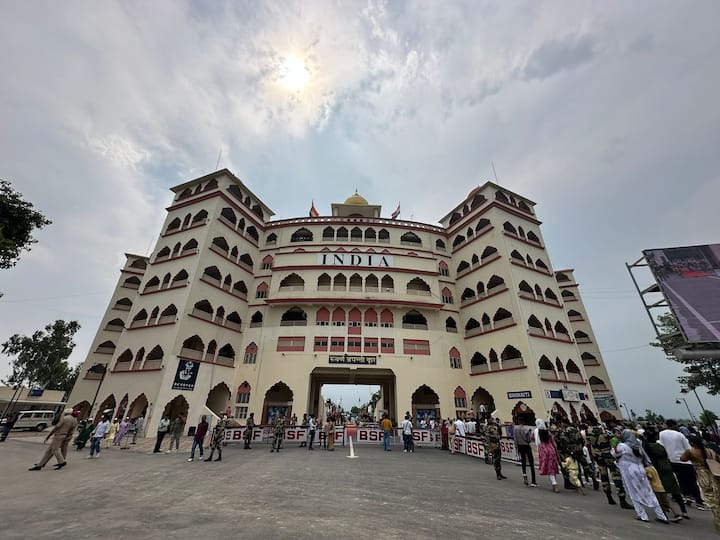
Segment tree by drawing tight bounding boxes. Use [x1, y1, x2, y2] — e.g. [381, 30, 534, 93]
[640, 409, 665, 424]
[1, 320, 80, 392]
[700, 410, 718, 427]
[650, 312, 720, 395]
[0, 179, 52, 269]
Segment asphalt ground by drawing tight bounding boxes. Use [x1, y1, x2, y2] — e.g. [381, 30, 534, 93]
[0, 436, 717, 540]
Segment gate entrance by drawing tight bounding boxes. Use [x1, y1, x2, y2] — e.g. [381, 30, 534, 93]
[308, 368, 396, 421]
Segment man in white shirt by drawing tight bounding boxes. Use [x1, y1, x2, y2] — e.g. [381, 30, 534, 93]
[454, 417, 466, 437]
[401, 413, 414, 452]
[88, 415, 111, 458]
[308, 415, 316, 450]
[659, 419, 706, 509]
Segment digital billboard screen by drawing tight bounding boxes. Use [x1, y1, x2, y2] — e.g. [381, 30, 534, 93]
[643, 244, 720, 343]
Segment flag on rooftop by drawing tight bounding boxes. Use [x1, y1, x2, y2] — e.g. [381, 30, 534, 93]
[309, 200, 319, 217]
[391, 203, 400, 220]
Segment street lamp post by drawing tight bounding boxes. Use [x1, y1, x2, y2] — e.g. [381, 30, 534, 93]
[682, 386, 718, 435]
[675, 397, 698, 425]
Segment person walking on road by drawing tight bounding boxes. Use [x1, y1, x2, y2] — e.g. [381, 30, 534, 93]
[244, 413, 255, 449]
[488, 418, 506, 480]
[327, 418, 335, 451]
[402, 413, 413, 453]
[537, 421, 560, 493]
[153, 415, 170, 454]
[188, 416, 208, 462]
[205, 417, 226, 462]
[29, 408, 78, 471]
[381, 414, 393, 451]
[514, 420, 537, 486]
[88, 414, 111, 459]
[131, 415, 144, 444]
[271, 412, 286, 453]
[167, 415, 185, 453]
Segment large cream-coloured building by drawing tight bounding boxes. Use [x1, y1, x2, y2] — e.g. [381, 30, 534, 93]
[67, 169, 621, 433]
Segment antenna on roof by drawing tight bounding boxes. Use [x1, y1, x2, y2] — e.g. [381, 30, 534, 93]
[215, 148, 222, 171]
[491, 161, 499, 184]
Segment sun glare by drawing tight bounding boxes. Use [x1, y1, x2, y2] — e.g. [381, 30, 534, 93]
[278, 56, 310, 91]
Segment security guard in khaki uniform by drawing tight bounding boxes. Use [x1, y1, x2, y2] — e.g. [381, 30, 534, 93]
[29, 408, 78, 471]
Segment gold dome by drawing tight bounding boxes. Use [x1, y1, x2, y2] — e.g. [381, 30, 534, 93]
[344, 192, 369, 205]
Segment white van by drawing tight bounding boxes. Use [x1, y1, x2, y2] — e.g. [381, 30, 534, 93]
[13, 410, 57, 432]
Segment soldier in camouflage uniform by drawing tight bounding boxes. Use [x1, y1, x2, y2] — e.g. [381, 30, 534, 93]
[486, 418, 506, 480]
[477, 422, 489, 464]
[585, 417, 633, 509]
[243, 412, 255, 449]
[270, 412, 286, 453]
[204, 417, 226, 462]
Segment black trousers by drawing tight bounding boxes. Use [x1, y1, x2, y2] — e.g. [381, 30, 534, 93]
[308, 429, 316, 449]
[671, 462, 704, 505]
[518, 445, 536, 483]
[153, 431, 166, 453]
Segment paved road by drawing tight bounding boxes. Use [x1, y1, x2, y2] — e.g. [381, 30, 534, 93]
[0, 437, 716, 539]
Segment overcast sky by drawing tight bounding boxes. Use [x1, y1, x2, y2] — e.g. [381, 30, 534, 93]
[1, 1, 719, 419]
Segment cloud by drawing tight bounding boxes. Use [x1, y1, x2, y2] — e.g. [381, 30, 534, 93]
[521, 34, 597, 80]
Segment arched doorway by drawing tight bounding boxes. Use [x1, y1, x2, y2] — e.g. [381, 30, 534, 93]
[569, 403, 580, 424]
[127, 394, 148, 419]
[411, 385, 440, 424]
[550, 401, 569, 425]
[511, 401, 536, 425]
[599, 410, 616, 423]
[72, 400, 91, 420]
[581, 404, 597, 423]
[262, 382, 294, 424]
[95, 394, 116, 424]
[206, 382, 231, 417]
[162, 395, 189, 421]
[116, 393, 129, 420]
[470, 386, 496, 421]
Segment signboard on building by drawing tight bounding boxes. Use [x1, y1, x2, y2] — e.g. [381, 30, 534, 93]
[172, 360, 199, 391]
[329, 355, 377, 366]
[28, 388, 44, 397]
[318, 252, 393, 268]
[594, 394, 618, 411]
[561, 390, 580, 402]
[507, 391, 532, 399]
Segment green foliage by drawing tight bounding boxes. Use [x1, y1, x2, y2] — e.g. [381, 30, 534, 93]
[641, 409, 665, 424]
[700, 410, 718, 427]
[0, 179, 52, 269]
[650, 312, 720, 395]
[1, 320, 80, 392]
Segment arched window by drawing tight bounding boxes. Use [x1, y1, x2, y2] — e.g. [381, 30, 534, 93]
[380, 275, 394, 291]
[202, 266, 222, 282]
[474, 219, 490, 233]
[191, 209, 208, 224]
[230, 246, 239, 260]
[182, 335, 204, 354]
[193, 300, 213, 318]
[442, 287, 453, 304]
[556, 272, 571, 282]
[445, 317, 457, 332]
[581, 352, 598, 365]
[380, 309, 394, 328]
[486, 275, 505, 291]
[544, 318, 553, 334]
[535, 284, 543, 298]
[544, 288, 558, 302]
[526, 254, 534, 266]
[436, 239, 446, 250]
[239, 254, 253, 268]
[236, 382, 252, 404]
[146, 345, 163, 361]
[461, 288, 476, 302]
[246, 226, 258, 241]
[364, 228, 376, 241]
[348, 308, 362, 332]
[317, 273, 331, 290]
[332, 308, 346, 326]
[510, 250, 523, 261]
[160, 304, 177, 318]
[123, 276, 141, 289]
[470, 352, 487, 366]
[449, 348, 462, 369]
[517, 200, 532, 213]
[378, 229, 390, 242]
[554, 321, 569, 337]
[502, 221, 517, 235]
[322, 226, 334, 240]
[365, 274, 379, 291]
[527, 231, 540, 244]
[407, 277, 431, 295]
[364, 308, 378, 327]
[171, 269, 188, 285]
[333, 273, 347, 290]
[501, 345, 522, 362]
[471, 254, 480, 266]
[291, 228, 313, 242]
[349, 273, 362, 291]
[481, 313, 491, 328]
[555, 358, 566, 379]
[492, 308, 513, 324]
[539, 355, 555, 376]
[232, 281, 247, 296]
[574, 330, 590, 342]
[350, 227, 362, 241]
[227, 184, 243, 202]
[155, 246, 170, 260]
[262, 255, 274, 270]
[470, 193, 486, 209]
[149, 306, 159, 322]
[116, 349, 133, 365]
[489, 349, 499, 367]
[266, 233, 277, 245]
[438, 261, 449, 277]
[467, 227, 474, 238]
[495, 191, 509, 203]
[453, 235, 465, 247]
[250, 311, 263, 326]
[171, 242, 181, 257]
[400, 232, 421, 245]
[162, 273, 171, 287]
[281, 307, 307, 325]
[517, 226, 525, 238]
[166, 217, 181, 233]
[204, 179, 218, 190]
[255, 282, 269, 299]
[220, 207, 237, 225]
[402, 310, 427, 328]
[244, 343, 258, 364]
[561, 290, 576, 300]
[336, 227, 348, 240]
[226, 311, 242, 330]
[182, 213, 192, 228]
[217, 344, 235, 363]
[144, 276, 160, 292]
[279, 273, 304, 289]
[456, 261, 470, 274]
[465, 318, 481, 332]
[566, 360, 581, 375]
[535, 258, 549, 271]
[476, 281, 485, 296]
[206, 340, 217, 359]
[528, 315, 543, 332]
[518, 280, 533, 296]
[134, 348, 144, 366]
[449, 212, 462, 225]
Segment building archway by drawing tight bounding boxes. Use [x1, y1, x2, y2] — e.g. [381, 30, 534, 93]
[127, 393, 148, 419]
[72, 400, 91, 420]
[569, 403, 580, 424]
[95, 394, 116, 424]
[470, 386, 496, 421]
[411, 385, 440, 424]
[116, 393, 129, 420]
[162, 395, 189, 421]
[599, 410, 616, 423]
[511, 401, 536, 425]
[206, 382, 231, 417]
[581, 403, 597, 422]
[262, 382, 294, 424]
[550, 401, 569, 425]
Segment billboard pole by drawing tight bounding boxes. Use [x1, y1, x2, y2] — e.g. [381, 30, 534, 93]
[625, 257, 666, 338]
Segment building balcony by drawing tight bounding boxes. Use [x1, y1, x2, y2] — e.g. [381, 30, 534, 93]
[471, 364, 490, 374]
[407, 289, 431, 296]
[179, 348, 203, 361]
[143, 359, 162, 370]
[114, 361, 132, 372]
[280, 320, 308, 327]
[401, 323, 428, 330]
